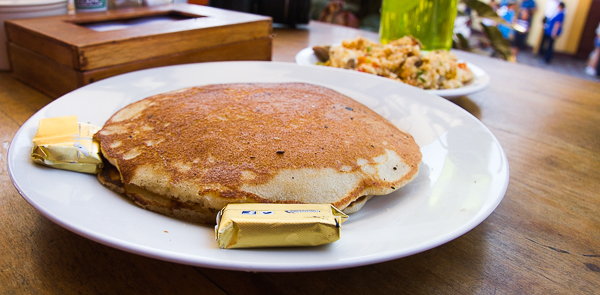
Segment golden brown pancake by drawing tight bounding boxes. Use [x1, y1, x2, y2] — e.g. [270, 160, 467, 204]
[95, 83, 421, 224]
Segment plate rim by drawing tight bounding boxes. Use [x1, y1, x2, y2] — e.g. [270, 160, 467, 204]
[7, 61, 508, 272]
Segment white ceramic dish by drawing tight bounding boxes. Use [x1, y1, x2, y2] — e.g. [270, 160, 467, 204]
[295, 47, 491, 98]
[8, 61, 508, 272]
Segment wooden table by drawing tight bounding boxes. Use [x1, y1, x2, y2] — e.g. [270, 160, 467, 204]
[1, 21, 599, 294]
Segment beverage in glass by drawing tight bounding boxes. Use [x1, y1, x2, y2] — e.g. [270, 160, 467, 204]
[380, 0, 458, 50]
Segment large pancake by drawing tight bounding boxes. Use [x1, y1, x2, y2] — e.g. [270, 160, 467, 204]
[95, 83, 421, 224]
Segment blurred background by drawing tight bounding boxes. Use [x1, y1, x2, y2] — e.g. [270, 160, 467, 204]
[197, 0, 600, 81]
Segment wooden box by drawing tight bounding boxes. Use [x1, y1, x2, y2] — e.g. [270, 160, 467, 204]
[5, 4, 272, 98]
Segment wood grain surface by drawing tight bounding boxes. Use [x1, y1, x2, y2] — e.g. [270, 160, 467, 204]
[5, 4, 273, 98]
[5, 4, 272, 70]
[9, 37, 272, 98]
[1, 21, 599, 294]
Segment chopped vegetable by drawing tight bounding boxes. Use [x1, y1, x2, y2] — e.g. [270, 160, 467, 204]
[316, 36, 474, 90]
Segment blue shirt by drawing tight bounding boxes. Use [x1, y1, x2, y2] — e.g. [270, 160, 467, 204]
[521, 0, 536, 9]
[544, 11, 564, 36]
[498, 8, 515, 39]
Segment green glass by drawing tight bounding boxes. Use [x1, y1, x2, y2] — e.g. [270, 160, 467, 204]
[380, 0, 458, 50]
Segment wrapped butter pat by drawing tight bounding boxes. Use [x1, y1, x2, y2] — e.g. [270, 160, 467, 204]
[31, 115, 103, 174]
[215, 203, 348, 249]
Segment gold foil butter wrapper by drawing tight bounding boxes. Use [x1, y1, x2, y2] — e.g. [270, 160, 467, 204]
[31, 115, 103, 174]
[215, 203, 348, 249]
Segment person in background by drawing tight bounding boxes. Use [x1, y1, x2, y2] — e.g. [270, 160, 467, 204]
[543, 0, 560, 24]
[512, 0, 536, 55]
[539, 1, 565, 63]
[584, 22, 600, 76]
[498, 0, 516, 40]
[512, 6, 530, 55]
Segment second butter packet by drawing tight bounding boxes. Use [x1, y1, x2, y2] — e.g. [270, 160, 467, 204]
[215, 203, 348, 249]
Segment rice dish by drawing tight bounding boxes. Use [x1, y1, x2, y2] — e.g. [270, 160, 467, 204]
[315, 36, 474, 90]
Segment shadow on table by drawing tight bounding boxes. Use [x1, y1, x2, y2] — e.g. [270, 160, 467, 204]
[449, 96, 482, 120]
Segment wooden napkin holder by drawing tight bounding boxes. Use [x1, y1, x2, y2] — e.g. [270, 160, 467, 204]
[5, 4, 272, 98]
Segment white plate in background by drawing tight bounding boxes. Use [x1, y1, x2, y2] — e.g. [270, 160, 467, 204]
[295, 47, 491, 98]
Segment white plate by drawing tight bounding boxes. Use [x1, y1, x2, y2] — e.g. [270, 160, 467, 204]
[8, 61, 508, 272]
[295, 47, 491, 98]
